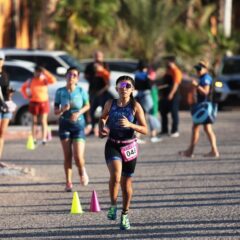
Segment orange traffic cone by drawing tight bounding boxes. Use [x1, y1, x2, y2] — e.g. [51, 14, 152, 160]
[90, 190, 101, 212]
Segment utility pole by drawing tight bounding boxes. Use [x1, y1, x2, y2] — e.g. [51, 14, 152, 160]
[223, 0, 233, 38]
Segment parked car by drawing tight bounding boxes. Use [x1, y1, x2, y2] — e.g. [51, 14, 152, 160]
[214, 55, 240, 106]
[80, 58, 138, 73]
[81, 58, 137, 98]
[1, 48, 85, 78]
[2, 49, 135, 103]
[4, 60, 88, 126]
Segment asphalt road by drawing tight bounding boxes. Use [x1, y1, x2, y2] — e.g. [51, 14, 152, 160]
[0, 111, 240, 240]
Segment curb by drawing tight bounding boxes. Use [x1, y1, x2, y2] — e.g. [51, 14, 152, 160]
[5, 126, 58, 141]
[6, 130, 30, 140]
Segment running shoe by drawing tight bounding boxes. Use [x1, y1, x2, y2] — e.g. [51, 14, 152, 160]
[170, 132, 180, 138]
[65, 182, 73, 192]
[107, 206, 117, 220]
[85, 124, 93, 136]
[137, 138, 146, 144]
[80, 168, 89, 186]
[120, 213, 130, 230]
[150, 137, 162, 143]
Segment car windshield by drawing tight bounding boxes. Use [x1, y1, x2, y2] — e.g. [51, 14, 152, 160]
[221, 58, 240, 75]
[59, 54, 84, 72]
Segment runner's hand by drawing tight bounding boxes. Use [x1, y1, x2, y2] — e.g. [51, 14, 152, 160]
[61, 104, 70, 112]
[70, 112, 79, 122]
[119, 116, 131, 128]
[99, 127, 109, 138]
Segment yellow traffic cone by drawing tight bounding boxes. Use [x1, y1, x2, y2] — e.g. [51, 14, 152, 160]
[71, 191, 83, 214]
[26, 135, 35, 150]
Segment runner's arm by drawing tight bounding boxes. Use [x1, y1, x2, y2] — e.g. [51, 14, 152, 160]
[98, 100, 112, 138]
[43, 69, 57, 84]
[20, 80, 31, 99]
[119, 102, 148, 135]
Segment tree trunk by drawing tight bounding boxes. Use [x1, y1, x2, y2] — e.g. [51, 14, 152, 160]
[39, 0, 58, 49]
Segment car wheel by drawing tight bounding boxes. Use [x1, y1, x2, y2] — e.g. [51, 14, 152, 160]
[16, 107, 32, 126]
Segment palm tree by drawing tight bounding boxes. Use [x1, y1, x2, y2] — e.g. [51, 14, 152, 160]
[47, 0, 119, 58]
[117, 0, 190, 61]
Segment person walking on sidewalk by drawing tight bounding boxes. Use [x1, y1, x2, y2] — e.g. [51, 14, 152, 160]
[21, 66, 56, 145]
[99, 75, 148, 230]
[158, 57, 182, 137]
[134, 60, 162, 143]
[54, 67, 90, 192]
[179, 60, 219, 158]
[0, 52, 16, 164]
[84, 50, 111, 136]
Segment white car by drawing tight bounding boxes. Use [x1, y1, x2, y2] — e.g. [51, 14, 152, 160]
[81, 58, 136, 98]
[4, 60, 133, 125]
[2, 49, 85, 77]
[4, 60, 88, 125]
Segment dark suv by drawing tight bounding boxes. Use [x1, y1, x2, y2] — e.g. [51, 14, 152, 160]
[214, 56, 240, 105]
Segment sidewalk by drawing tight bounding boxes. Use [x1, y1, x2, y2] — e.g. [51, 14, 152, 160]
[5, 125, 58, 140]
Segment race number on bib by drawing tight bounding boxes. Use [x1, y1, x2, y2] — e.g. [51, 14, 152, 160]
[120, 141, 138, 162]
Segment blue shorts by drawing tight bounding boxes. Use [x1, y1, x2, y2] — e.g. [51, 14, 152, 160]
[0, 111, 12, 119]
[58, 118, 85, 141]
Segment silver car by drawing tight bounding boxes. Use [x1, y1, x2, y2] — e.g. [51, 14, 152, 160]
[4, 60, 88, 125]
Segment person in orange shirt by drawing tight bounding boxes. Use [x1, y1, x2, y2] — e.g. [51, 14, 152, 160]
[158, 57, 182, 137]
[21, 66, 56, 145]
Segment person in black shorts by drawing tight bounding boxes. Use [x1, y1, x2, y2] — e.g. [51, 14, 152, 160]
[84, 51, 111, 136]
[0, 52, 16, 166]
[99, 75, 148, 230]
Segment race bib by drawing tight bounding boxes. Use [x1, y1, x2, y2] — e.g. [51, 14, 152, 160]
[120, 141, 138, 162]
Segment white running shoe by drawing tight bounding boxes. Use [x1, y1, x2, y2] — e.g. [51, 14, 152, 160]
[150, 137, 163, 143]
[80, 168, 89, 186]
[170, 132, 180, 138]
[137, 138, 146, 144]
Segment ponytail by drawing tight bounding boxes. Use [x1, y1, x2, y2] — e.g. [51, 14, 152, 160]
[130, 93, 136, 109]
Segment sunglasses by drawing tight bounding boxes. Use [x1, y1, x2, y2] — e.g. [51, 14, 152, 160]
[67, 73, 78, 78]
[117, 82, 132, 89]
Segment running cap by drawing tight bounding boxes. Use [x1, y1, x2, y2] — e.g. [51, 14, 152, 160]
[194, 59, 209, 70]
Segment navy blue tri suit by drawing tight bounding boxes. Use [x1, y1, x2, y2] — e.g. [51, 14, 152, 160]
[105, 99, 137, 177]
